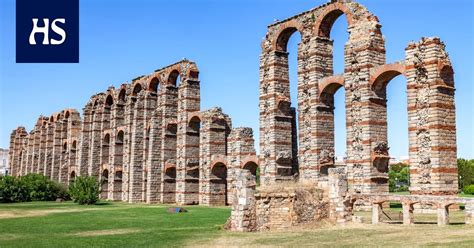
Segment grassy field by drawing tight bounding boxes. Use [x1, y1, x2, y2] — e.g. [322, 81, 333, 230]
[0, 202, 229, 247]
[1, 201, 474, 247]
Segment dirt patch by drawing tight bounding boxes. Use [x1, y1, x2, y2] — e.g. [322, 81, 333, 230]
[72, 228, 142, 237]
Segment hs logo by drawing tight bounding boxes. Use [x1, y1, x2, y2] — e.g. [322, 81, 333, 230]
[16, 0, 79, 63]
[29, 18, 66, 45]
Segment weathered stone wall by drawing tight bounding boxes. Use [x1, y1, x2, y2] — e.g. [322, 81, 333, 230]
[8, 59, 253, 206]
[8, 110, 81, 185]
[227, 169, 257, 232]
[8, 1, 459, 211]
[328, 167, 352, 224]
[227, 127, 258, 205]
[405, 38, 458, 196]
[252, 183, 328, 231]
[258, 0, 457, 200]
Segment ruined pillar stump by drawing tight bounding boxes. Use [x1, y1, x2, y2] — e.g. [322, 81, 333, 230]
[228, 170, 256, 232]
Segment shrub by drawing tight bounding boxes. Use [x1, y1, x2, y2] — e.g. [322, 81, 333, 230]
[68, 176, 100, 205]
[0, 174, 67, 203]
[464, 185, 474, 195]
[0, 176, 27, 203]
[20, 174, 68, 201]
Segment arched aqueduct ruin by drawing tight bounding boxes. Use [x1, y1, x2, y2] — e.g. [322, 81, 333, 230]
[8, 0, 473, 227]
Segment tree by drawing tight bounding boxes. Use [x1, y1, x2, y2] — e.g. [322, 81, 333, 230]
[458, 158, 474, 190]
[389, 162, 409, 192]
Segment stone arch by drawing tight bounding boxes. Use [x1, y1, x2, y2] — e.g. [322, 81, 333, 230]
[118, 87, 127, 103]
[132, 82, 143, 96]
[210, 156, 228, 170]
[105, 94, 114, 107]
[101, 169, 109, 199]
[116, 130, 124, 144]
[210, 162, 228, 205]
[64, 110, 70, 119]
[369, 63, 406, 93]
[56, 112, 63, 121]
[318, 75, 345, 99]
[313, 2, 354, 38]
[188, 114, 201, 132]
[164, 162, 176, 177]
[148, 77, 160, 92]
[167, 69, 181, 86]
[69, 171, 76, 184]
[271, 20, 305, 52]
[163, 161, 176, 203]
[102, 133, 111, 165]
[241, 156, 259, 176]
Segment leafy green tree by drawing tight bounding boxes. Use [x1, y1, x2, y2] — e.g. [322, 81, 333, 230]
[458, 159, 474, 190]
[389, 162, 409, 192]
[68, 176, 100, 205]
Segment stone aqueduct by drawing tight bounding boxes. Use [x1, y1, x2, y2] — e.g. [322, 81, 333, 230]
[9, 1, 459, 208]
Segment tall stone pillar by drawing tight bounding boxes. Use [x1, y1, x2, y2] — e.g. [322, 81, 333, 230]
[89, 100, 104, 177]
[78, 105, 93, 176]
[51, 115, 63, 181]
[58, 119, 69, 184]
[43, 122, 54, 178]
[344, 24, 386, 195]
[26, 131, 34, 174]
[259, 50, 296, 185]
[146, 112, 162, 203]
[110, 93, 126, 201]
[129, 92, 146, 203]
[176, 75, 200, 205]
[122, 95, 136, 202]
[199, 108, 231, 206]
[160, 85, 178, 203]
[8, 129, 17, 176]
[141, 93, 156, 202]
[406, 37, 458, 196]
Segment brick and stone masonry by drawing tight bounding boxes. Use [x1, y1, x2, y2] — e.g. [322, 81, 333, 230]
[258, 0, 457, 197]
[8, 59, 257, 206]
[8, 1, 460, 209]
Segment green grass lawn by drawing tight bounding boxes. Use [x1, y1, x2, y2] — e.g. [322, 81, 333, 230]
[1, 201, 473, 247]
[0, 201, 230, 247]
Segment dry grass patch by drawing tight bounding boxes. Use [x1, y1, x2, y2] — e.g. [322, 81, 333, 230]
[72, 228, 142, 237]
[0, 204, 137, 219]
[202, 223, 474, 247]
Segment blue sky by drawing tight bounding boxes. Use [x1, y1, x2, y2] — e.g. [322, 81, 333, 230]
[0, 0, 473, 159]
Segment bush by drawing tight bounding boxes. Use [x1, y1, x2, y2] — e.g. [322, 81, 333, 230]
[0, 174, 68, 203]
[464, 185, 474, 195]
[20, 174, 69, 201]
[458, 159, 474, 190]
[68, 176, 100, 205]
[0, 176, 27, 203]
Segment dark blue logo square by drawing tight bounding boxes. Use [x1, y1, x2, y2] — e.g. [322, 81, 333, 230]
[16, 0, 79, 63]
